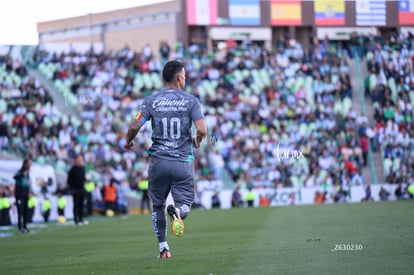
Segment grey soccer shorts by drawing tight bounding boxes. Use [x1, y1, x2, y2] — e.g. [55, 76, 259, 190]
[148, 157, 195, 208]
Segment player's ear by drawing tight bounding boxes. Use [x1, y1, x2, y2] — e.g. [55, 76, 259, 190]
[177, 75, 183, 87]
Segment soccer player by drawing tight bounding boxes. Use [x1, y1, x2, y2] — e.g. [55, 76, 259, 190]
[124, 60, 207, 259]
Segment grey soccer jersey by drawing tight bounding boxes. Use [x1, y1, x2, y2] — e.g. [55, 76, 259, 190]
[139, 89, 204, 161]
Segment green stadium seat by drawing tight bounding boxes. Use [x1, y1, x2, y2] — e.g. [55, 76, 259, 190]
[250, 83, 261, 94]
[392, 158, 401, 172]
[74, 145, 82, 154]
[64, 78, 72, 88]
[52, 116, 60, 125]
[62, 90, 72, 105]
[299, 123, 307, 137]
[54, 79, 63, 91]
[134, 75, 144, 90]
[366, 51, 374, 61]
[251, 69, 263, 89]
[340, 65, 349, 74]
[192, 58, 201, 70]
[103, 144, 110, 152]
[233, 70, 243, 82]
[1, 88, 12, 99]
[383, 158, 392, 175]
[333, 100, 342, 115]
[36, 155, 46, 164]
[107, 111, 114, 121]
[206, 80, 216, 96]
[197, 85, 206, 98]
[387, 78, 397, 99]
[9, 72, 22, 87]
[38, 63, 46, 75]
[119, 77, 126, 88]
[6, 114, 13, 125]
[151, 73, 162, 89]
[259, 69, 271, 86]
[321, 103, 328, 114]
[319, 169, 328, 180]
[308, 122, 317, 134]
[305, 81, 315, 109]
[43, 117, 52, 129]
[87, 170, 102, 183]
[281, 133, 291, 144]
[295, 77, 305, 92]
[113, 153, 122, 163]
[133, 162, 141, 171]
[290, 176, 301, 188]
[331, 75, 339, 84]
[272, 119, 280, 129]
[43, 64, 51, 79]
[342, 97, 352, 116]
[26, 112, 35, 122]
[61, 115, 69, 125]
[142, 74, 152, 89]
[369, 74, 377, 91]
[298, 157, 309, 172]
[240, 69, 248, 78]
[243, 87, 252, 97]
[55, 160, 67, 173]
[409, 91, 414, 106]
[0, 99, 7, 112]
[202, 81, 213, 97]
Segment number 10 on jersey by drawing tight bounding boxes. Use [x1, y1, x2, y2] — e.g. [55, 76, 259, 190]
[161, 117, 181, 139]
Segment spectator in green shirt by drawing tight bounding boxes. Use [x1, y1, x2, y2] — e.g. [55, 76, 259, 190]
[13, 158, 32, 233]
[383, 101, 395, 121]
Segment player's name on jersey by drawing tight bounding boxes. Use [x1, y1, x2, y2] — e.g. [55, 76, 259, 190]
[164, 141, 179, 148]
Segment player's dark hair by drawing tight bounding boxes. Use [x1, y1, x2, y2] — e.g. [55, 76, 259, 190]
[162, 60, 185, 83]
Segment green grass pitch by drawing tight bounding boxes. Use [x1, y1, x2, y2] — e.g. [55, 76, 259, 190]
[1, 201, 413, 275]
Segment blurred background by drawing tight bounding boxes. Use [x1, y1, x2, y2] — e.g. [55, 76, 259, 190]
[1, 0, 414, 224]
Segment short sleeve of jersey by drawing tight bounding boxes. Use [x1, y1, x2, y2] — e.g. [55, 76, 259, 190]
[191, 98, 204, 122]
[135, 98, 151, 123]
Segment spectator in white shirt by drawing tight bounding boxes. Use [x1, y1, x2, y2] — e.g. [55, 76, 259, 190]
[318, 150, 333, 171]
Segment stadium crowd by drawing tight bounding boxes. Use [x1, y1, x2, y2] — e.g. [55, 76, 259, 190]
[364, 32, 414, 192]
[2, 39, 364, 187]
[2, 34, 402, 212]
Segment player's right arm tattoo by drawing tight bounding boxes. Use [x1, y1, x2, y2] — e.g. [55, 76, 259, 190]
[126, 120, 144, 144]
